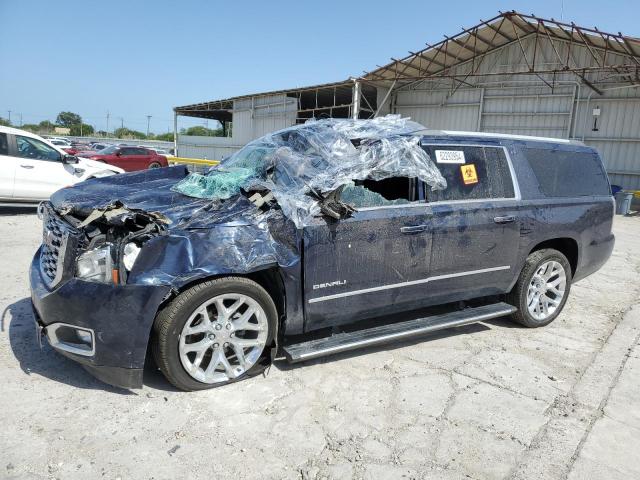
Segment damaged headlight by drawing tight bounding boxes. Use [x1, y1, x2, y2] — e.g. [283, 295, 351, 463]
[76, 245, 112, 283]
[122, 242, 141, 271]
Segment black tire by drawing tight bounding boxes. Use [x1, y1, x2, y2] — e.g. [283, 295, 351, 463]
[148, 162, 162, 169]
[152, 277, 277, 391]
[507, 248, 572, 328]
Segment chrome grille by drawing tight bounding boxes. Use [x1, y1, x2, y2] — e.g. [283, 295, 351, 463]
[40, 205, 82, 288]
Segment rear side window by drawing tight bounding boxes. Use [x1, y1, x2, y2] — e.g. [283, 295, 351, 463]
[421, 145, 515, 202]
[0, 133, 8, 155]
[525, 148, 610, 197]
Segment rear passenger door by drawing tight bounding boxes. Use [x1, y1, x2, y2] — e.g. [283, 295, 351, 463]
[116, 147, 147, 171]
[135, 148, 154, 169]
[421, 143, 521, 301]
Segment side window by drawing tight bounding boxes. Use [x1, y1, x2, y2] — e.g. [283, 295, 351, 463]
[120, 148, 134, 156]
[421, 145, 515, 202]
[341, 177, 421, 208]
[0, 133, 8, 155]
[136, 148, 150, 155]
[15, 135, 61, 162]
[525, 147, 610, 197]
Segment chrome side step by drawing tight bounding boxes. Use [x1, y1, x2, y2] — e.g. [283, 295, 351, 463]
[283, 302, 516, 363]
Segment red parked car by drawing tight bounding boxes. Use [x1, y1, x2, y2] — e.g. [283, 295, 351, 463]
[82, 145, 168, 171]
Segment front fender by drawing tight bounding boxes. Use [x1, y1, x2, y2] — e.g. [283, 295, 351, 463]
[128, 224, 300, 289]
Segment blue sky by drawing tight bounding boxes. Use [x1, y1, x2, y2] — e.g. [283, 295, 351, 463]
[1, 0, 638, 134]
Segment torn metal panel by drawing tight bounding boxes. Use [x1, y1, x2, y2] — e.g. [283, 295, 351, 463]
[77, 201, 171, 229]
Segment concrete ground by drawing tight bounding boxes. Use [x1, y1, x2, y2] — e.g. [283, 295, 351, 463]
[1, 209, 639, 480]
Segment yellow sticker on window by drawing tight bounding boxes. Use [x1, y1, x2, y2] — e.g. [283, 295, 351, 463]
[461, 164, 478, 185]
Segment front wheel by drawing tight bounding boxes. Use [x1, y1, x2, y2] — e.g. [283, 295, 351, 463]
[152, 277, 277, 391]
[148, 161, 162, 169]
[507, 248, 572, 327]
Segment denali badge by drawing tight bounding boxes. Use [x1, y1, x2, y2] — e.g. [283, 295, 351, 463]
[313, 280, 347, 290]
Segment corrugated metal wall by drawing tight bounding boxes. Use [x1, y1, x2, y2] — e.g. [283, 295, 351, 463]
[395, 88, 480, 131]
[232, 94, 298, 144]
[178, 93, 298, 160]
[385, 35, 640, 190]
[177, 135, 243, 161]
[574, 90, 640, 189]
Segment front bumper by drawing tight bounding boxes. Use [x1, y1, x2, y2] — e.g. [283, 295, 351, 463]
[30, 246, 171, 389]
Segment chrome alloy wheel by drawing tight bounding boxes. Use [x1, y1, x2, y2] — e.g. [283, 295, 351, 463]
[179, 294, 268, 384]
[526, 260, 567, 321]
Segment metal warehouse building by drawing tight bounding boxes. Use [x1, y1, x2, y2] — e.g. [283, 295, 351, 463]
[174, 11, 640, 189]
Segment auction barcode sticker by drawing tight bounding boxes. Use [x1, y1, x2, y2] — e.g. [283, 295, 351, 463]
[435, 150, 466, 164]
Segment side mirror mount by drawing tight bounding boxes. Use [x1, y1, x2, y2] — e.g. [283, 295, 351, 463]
[309, 185, 356, 221]
[62, 154, 79, 165]
[115, 151, 122, 156]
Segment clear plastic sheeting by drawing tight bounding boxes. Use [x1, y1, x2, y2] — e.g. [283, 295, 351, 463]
[172, 115, 446, 228]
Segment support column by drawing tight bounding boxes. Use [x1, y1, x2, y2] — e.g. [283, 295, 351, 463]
[173, 111, 178, 157]
[352, 79, 362, 119]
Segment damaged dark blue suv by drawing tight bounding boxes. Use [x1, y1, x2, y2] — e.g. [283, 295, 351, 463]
[30, 116, 614, 391]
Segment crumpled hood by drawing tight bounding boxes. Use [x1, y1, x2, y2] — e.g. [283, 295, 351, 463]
[48, 164, 300, 289]
[49, 165, 261, 229]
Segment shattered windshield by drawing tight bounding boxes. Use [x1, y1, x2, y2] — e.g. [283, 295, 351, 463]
[171, 115, 446, 228]
[221, 143, 274, 178]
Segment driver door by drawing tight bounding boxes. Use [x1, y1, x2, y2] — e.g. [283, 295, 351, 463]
[302, 177, 433, 331]
[12, 134, 80, 200]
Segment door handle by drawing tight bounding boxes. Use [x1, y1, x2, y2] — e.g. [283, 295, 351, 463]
[494, 215, 516, 224]
[20, 164, 34, 169]
[401, 225, 427, 234]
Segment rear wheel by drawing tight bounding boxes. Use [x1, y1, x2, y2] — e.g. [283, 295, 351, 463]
[152, 277, 277, 391]
[507, 248, 572, 327]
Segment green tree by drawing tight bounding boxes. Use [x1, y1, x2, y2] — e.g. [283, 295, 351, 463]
[38, 120, 56, 132]
[56, 111, 82, 127]
[114, 127, 146, 140]
[181, 125, 223, 137]
[69, 123, 95, 136]
[19, 124, 40, 132]
[0, 117, 10, 127]
[154, 132, 174, 141]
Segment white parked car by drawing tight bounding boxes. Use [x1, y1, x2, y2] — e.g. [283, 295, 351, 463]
[0, 126, 123, 206]
[49, 138, 73, 149]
